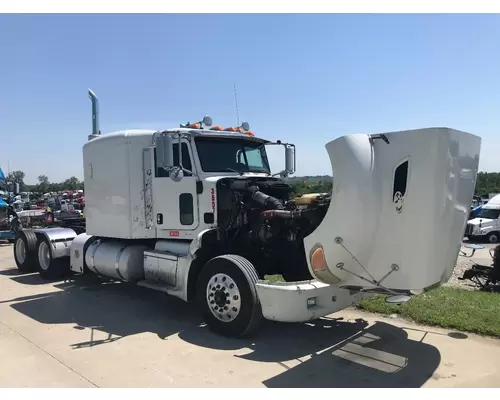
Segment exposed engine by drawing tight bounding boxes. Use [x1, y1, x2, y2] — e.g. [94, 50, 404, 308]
[215, 177, 331, 280]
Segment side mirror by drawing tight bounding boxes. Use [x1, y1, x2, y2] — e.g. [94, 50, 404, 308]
[285, 144, 296, 175]
[156, 133, 174, 169]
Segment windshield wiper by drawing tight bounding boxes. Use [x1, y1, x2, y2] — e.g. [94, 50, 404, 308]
[225, 168, 244, 176]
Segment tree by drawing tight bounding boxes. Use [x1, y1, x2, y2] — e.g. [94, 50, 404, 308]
[37, 175, 50, 194]
[6, 170, 26, 192]
[62, 176, 81, 191]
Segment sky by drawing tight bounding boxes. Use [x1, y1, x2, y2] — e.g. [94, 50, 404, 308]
[1, 13, 499, 184]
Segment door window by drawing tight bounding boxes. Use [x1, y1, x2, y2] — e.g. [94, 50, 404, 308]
[154, 143, 193, 177]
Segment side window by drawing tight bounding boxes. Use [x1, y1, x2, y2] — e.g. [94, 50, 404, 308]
[393, 160, 409, 197]
[179, 193, 194, 225]
[154, 143, 193, 178]
[245, 147, 265, 168]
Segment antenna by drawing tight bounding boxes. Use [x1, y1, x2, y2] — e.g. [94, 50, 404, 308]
[233, 84, 240, 126]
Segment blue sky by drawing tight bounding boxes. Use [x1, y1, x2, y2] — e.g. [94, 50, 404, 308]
[1, 13, 499, 184]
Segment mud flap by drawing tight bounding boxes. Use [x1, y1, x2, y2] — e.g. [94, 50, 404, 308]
[303, 127, 481, 294]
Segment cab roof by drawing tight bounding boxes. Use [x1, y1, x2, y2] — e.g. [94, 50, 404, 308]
[85, 128, 270, 145]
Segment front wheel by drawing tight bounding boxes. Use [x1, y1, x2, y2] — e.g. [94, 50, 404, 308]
[487, 232, 500, 244]
[196, 254, 263, 338]
[36, 238, 70, 280]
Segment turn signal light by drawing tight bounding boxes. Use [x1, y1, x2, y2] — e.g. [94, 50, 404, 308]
[311, 247, 326, 272]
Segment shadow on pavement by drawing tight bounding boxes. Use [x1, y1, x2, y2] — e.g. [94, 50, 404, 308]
[10, 274, 63, 285]
[5, 270, 442, 388]
[179, 319, 441, 387]
[0, 269, 32, 277]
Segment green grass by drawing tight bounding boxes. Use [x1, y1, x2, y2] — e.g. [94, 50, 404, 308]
[359, 286, 500, 338]
[263, 274, 285, 283]
[264, 274, 500, 337]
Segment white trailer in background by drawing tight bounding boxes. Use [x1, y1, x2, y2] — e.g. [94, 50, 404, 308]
[13, 90, 481, 337]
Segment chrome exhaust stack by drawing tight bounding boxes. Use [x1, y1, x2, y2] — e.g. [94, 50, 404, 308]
[88, 89, 101, 141]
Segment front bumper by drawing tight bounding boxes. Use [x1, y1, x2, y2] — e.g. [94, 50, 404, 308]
[255, 279, 369, 323]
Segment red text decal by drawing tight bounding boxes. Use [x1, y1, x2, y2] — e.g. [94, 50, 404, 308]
[211, 188, 216, 213]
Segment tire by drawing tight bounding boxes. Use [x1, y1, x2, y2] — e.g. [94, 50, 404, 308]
[36, 238, 70, 280]
[13, 230, 38, 273]
[196, 254, 263, 338]
[487, 232, 500, 244]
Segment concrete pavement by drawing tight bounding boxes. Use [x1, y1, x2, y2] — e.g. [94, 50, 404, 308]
[0, 242, 499, 388]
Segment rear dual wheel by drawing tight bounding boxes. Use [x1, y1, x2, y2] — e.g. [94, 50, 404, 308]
[36, 238, 69, 280]
[13, 230, 38, 273]
[13, 230, 70, 279]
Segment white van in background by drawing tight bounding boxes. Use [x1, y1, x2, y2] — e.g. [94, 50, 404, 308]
[465, 194, 500, 243]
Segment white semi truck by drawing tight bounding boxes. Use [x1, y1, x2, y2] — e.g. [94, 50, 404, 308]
[12, 90, 481, 337]
[465, 194, 500, 243]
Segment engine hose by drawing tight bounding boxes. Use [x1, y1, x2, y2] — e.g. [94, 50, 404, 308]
[260, 209, 303, 220]
[251, 189, 284, 210]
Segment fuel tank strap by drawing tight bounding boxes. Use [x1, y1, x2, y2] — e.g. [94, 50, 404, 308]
[114, 246, 127, 281]
[88, 241, 102, 276]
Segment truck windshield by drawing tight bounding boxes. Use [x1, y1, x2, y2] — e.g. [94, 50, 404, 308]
[477, 209, 500, 220]
[195, 137, 271, 174]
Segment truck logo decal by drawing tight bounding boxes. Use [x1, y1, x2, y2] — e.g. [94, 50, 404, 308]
[393, 191, 404, 214]
[169, 231, 180, 237]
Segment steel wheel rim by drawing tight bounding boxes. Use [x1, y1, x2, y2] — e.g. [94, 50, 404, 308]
[38, 241, 51, 271]
[206, 273, 242, 322]
[15, 238, 26, 264]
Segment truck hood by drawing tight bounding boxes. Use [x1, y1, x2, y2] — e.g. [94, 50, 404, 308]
[303, 127, 481, 295]
[204, 173, 272, 184]
[468, 217, 495, 226]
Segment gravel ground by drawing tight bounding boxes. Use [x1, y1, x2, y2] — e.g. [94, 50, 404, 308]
[446, 241, 497, 291]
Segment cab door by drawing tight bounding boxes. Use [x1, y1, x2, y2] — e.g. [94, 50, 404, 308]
[152, 140, 199, 236]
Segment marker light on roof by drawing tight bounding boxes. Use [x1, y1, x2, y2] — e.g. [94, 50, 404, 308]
[225, 127, 238, 132]
[246, 131, 255, 136]
[210, 125, 223, 131]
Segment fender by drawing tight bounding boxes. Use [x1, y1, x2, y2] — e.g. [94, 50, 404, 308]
[32, 227, 78, 260]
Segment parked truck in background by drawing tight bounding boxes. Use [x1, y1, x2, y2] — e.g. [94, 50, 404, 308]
[12, 90, 482, 337]
[465, 193, 500, 243]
